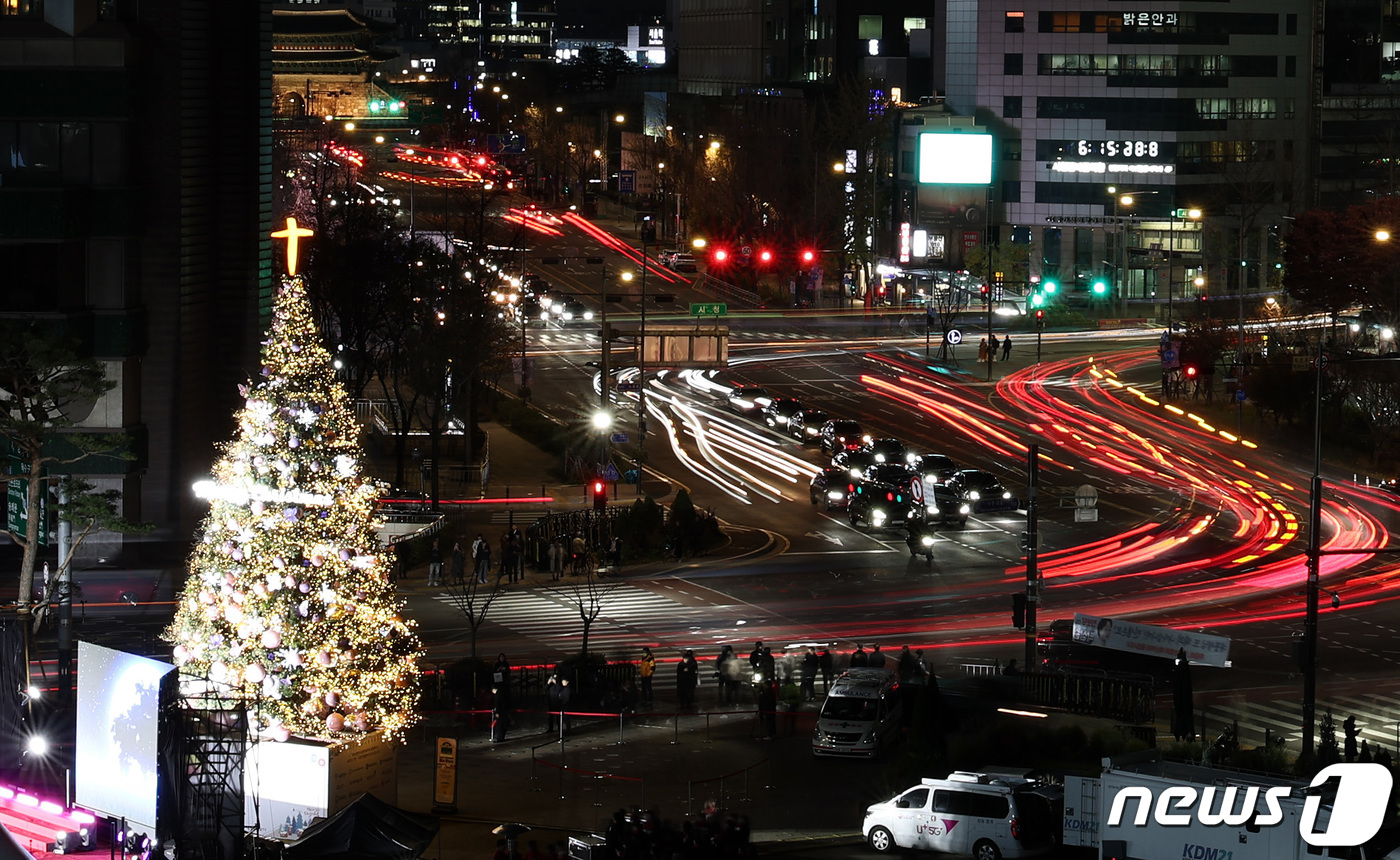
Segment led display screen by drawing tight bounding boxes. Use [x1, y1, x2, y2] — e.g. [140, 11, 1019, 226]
[917, 133, 993, 185]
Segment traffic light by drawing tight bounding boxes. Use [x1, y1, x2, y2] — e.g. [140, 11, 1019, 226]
[1042, 279, 1058, 296]
[980, 283, 991, 297]
[1012, 592, 1027, 629]
[1029, 292, 1046, 309]
[1035, 309, 1045, 330]
[1091, 278, 1109, 297]
[711, 247, 729, 266]
[756, 248, 774, 266]
[800, 249, 817, 266]
[1184, 365, 1198, 380]
[592, 479, 607, 510]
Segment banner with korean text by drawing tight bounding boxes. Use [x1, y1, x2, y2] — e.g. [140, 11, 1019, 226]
[1072, 613, 1230, 667]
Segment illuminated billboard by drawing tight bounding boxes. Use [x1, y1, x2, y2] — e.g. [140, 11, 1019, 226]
[917, 133, 993, 185]
[75, 642, 174, 832]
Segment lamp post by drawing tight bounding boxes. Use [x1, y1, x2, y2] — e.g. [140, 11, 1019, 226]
[1108, 188, 1135, 315]
[1302, 338, 1324, 757]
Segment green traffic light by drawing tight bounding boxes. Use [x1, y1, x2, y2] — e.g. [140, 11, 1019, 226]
[369, 100, 382, 113]
[1030, 293, 1045, 308]
[1092, 280, 1108, 296]
[1043, 280, 1058, 294]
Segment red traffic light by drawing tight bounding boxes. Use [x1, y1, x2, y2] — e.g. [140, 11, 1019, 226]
[801, 249, 816, 264]
[757, 248, 774, 264]
[1034, 309, 1045, 320]
[1185, 366, 1198, 378]
[712, 248, 729, 264]
[593, 480, 605, 494]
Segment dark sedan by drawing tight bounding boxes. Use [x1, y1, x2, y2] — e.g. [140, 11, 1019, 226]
[761, 398, 804, 430]
[809, 468, 853, 510]
[944, 469, 1020, 513]
[862, 437, 907, 465]
[820, 419, 868, 454]
[907, 453, 959, 483]
[789, 408, 830, 443]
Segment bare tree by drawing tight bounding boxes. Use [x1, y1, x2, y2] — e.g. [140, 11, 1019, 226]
[441, 574, 506, 664]
[547, 568, 623, 660]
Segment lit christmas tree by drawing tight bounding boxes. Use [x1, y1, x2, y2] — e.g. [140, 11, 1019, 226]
[165, 218, 422, 741]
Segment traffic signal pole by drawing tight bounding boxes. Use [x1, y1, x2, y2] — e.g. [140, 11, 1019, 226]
[1025, 443, 1040, 669]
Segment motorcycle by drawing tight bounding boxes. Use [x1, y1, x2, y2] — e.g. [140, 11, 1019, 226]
[907, 530, 935, 565]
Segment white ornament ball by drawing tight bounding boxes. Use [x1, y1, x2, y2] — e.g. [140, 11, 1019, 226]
[245, 662, 267, 683]
[261, 630, 282, 649]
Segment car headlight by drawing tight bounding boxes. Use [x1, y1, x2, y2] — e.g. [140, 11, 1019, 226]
[862, 435, 873, 444]
[872, 510, 887, 524]
[959, 504, 970, 515]
[926, 504, 939, 515]
[860, 732, 874, 744]
[849, 468, 862, 478]
[584, 311, 595, 321]
[828, 490, 844, 500]
[969, 490, 981, 500]
[1002, 491, 1012, 499]
[874, 453, 886, 463]
[540, 311, 551, 320]
[563, 312, 574, 320]
[806, 427, 819, 436]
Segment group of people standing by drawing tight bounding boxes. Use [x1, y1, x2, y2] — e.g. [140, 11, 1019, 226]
[978, 334, 1013, 363]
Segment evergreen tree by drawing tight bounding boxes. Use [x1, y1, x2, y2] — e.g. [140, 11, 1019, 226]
[1319, 709, 1341, 766]
[164, 273, 422, 741]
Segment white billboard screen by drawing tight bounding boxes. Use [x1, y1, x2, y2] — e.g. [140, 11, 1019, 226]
[917, 133, 993, 185]
[75, 642, 174, 831]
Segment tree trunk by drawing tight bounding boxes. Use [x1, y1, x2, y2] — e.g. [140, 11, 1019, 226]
[16, 455, 42, 608]
[580, 616, 592, 660]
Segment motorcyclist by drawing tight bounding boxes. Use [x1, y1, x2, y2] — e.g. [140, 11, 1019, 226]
[906, 519, 933, 559]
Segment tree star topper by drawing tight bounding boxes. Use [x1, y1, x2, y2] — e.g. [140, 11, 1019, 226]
[272, 217, 315, 276]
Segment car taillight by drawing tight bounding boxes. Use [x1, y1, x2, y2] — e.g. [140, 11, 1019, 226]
[1010, 816, 1020, 840]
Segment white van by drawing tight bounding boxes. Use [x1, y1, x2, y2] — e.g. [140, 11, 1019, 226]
[811, 667, 902, 757]
[863, 771, 1063, 859]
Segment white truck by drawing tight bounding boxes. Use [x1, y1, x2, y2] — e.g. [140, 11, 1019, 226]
[1063, 752, 1394, 860]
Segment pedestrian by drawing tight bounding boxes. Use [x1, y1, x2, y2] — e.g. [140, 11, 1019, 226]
[676, 649, 699, 707]
[472, 533, 491, 583]
[716, 645, 736, 705]
[499, 532, 513, 582]
[978, 337, 988, 363]
[897, 645, 918, 683]
[571, 533, 587, 575]
[850, 644, 868, 667]
[869, 644, 886, 669]
[639, 647, 656, 705]
[450, 541, 466, 584]
[987, 333, 999, 360]
[1001, 334, 1013, 360]
[800, 647, 818, 702]
[393, 540, 408, 581]
[547, 666, 572, 735]
[550, 535, 565, 578]
[759, 646, 775, 682]
[490, 653, 511, 742]
[757, 678, 778, 739]
[1002, 658, 1020, 675]
[748, 641, 765, 676]
[610, 535, 623, 568]
[818, 648, 834, 691]
[509, 526, 524, 581]
[427, 539, 443, 586]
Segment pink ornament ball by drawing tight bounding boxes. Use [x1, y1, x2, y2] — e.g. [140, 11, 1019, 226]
[316, 651, 333, 667]
[325, 713, 345, 732]
[298, 582, 311, 594]
[352, 713, 369, 732]
[324, 691, 339, 707]
[261, 630, 282, 649]
[271, 725, 291, 743]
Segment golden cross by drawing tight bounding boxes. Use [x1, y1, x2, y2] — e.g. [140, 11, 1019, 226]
[271, 216, 315, 276]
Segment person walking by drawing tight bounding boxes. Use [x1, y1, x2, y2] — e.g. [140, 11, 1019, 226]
[800, 647, 818, 702]
[508, 526, 524, 582]
[639, 647, 656, 705]
[450, 541, 466, 585]
[427, 539, 443, 586]
[1001, 334, 1013, 361]
[977, 338, 989, 363]
[498, 532, 513, 583]
[869, 644, 886, 669]
[676, 649, 699, 708]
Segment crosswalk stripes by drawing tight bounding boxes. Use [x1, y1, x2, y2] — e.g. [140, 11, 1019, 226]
[430, 583, 714, 651]
[1199, 693, 1400, 753]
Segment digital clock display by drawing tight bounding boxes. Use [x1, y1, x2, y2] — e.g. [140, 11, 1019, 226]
[1076, 140, 1162, 158]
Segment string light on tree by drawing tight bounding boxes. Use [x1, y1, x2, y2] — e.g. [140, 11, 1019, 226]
[164, 218, 423, 742]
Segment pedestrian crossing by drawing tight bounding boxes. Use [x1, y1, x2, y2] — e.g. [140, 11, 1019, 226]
[430, 583, 718, 654]
[1197, 686, 1400, 755]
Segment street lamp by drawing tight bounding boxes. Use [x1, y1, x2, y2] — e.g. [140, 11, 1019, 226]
[1107, 188, 1135, 312]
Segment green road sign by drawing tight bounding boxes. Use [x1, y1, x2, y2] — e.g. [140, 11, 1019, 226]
[6, 477, 47, 546]
[690, 302, 728, 316]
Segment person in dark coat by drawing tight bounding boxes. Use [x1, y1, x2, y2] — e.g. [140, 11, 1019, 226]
[800, 647, 818, 702]
[547, 667, 572, 734]
[676, 650, 699, 707]
[716, 645, 737, 704]
[818, 649, 834, 691]
[759, 646, 775, 681]
[868, 644, 886, 669]
[748, 641, 764, 674]
[450, 541, 466, 584]
[897, 645, 918, 682]
[850, 645, 869, 667]
[427, 539, 443, 585]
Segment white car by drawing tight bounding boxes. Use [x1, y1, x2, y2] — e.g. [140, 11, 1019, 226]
[863, 772, 1061, 860]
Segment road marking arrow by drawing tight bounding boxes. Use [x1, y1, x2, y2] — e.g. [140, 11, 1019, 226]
[803, 531, 844, 546]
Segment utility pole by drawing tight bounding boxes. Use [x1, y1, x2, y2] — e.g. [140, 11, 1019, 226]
[1024, 443, 1040, 669]
[1303, 341, 1324, 757]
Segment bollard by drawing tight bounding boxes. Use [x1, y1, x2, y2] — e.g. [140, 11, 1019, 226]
[719, 775, 725, 810]
[704, 712, 711, 744]
[558, 735, 566, 800]
[618, 712, 625, 745]
[741, 767, 751, 803]
[672, 711, 680, 745]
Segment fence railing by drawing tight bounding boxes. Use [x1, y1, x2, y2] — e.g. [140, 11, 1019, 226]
[1018, 669, 1156, 723]
[692, 274, 762, 308]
